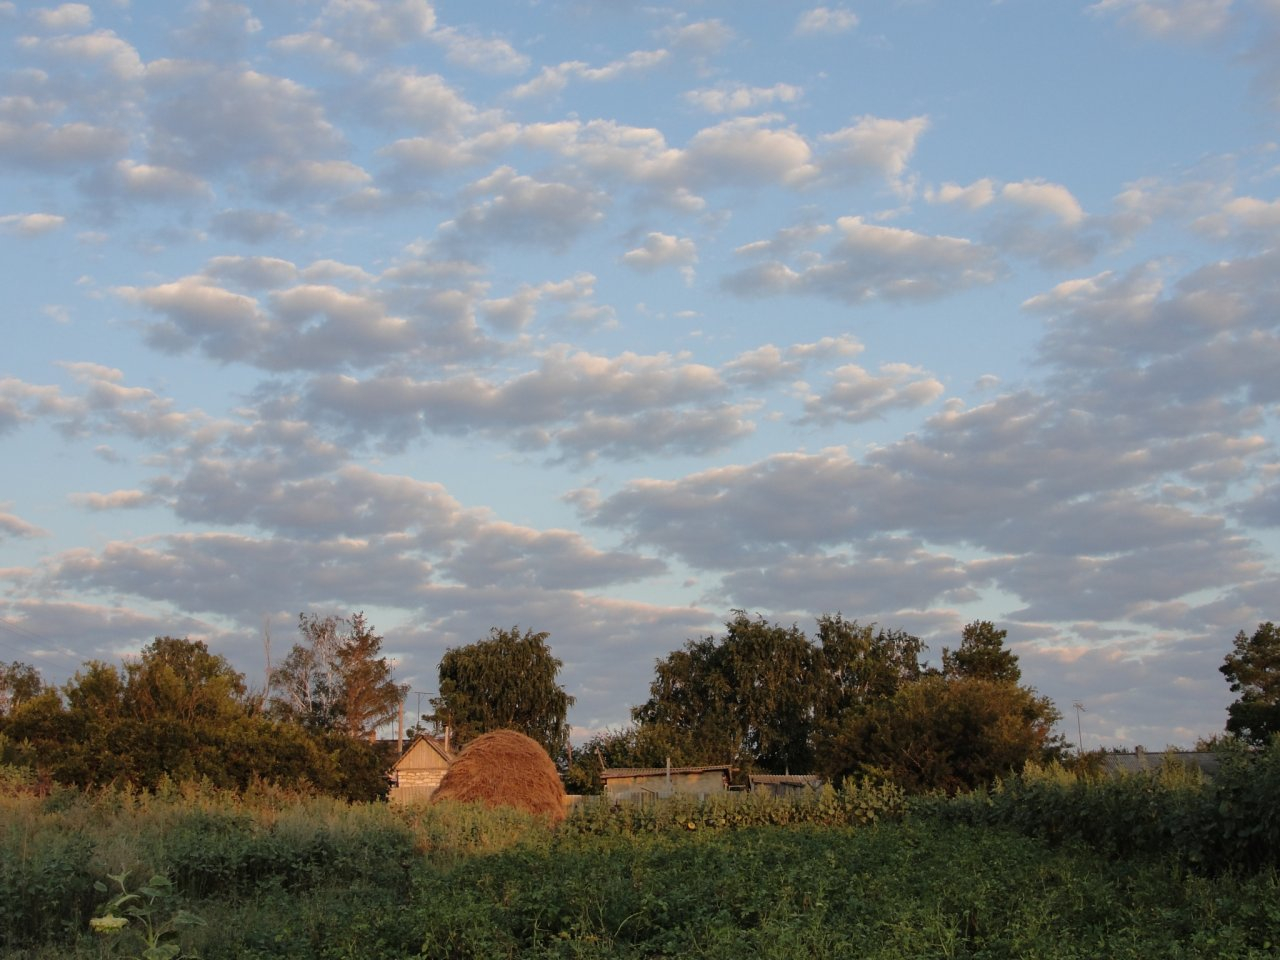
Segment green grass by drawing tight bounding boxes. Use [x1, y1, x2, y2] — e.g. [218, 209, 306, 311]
[4, 778, 1280, 959]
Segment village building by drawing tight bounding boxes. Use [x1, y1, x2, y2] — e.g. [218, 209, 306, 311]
[747, 773, 822, 797]
[600, 763, 733, 803]
[387, 733, 454, 805]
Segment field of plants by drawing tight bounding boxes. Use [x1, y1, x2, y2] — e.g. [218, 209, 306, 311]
[5, 748, 1280, 959]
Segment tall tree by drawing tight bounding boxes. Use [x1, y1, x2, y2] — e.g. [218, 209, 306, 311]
[942, 620, 1022, 684]
[0, 661, 43, 718]
[270, 613, 406, 739]
[431, 626, 574, 757]
[816, 614, 925, 718]
[1221, 621, 1280, 745]
[633, 611, 822, 774]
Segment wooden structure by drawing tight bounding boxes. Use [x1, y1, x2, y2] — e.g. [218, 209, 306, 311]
[747, 773, 822, 797]
[387, 734, 454, 805]
[600, 763, 732, 803]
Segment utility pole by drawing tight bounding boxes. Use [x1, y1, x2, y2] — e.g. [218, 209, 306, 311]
[1073, 701, 1086, 757]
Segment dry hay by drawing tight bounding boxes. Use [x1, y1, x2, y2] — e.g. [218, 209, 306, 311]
[432, 729, 566, 822]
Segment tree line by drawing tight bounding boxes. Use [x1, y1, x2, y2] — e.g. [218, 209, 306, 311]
[2, 612, 1276, 798]
[0, 613, 405, 800]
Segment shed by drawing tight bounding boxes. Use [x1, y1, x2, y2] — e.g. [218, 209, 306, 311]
[600, 764, 732, 803]
[388, 734, 454, 805]
[747, 773, 822, 797]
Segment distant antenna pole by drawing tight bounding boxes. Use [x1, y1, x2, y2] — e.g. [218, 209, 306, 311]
[262, 615, 272, 681]
[1073, 701, 1086, 757]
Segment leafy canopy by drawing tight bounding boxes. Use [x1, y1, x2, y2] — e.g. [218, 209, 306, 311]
[432, 626, 575, 757]
[1221, 621, 1280, 745]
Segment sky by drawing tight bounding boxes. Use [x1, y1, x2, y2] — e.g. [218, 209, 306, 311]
[2, 0, 1279, 753]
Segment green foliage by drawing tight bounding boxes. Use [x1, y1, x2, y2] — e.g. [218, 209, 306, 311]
[92, 870, 205, 960]
[0, 660, 44, 718]
[6, 776, 1280, 959]
[940, 740, 1280, 876]
[1222, 621, 1280, 744]
[942, 620, 1021, 683]
[432, 626, 575, 757]
[270, 612, 407, 739]
[820, 675, 1062, 793]
[632, 611, 1057, 792]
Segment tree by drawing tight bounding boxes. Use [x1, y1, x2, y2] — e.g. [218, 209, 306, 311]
[1221, 622, 1280, 745]
[633, 611, 820, 774]
[431, 626, 575, 757]
[819, 675, 1061, 793]
[816, 614, 925, 719]
[942, 620, 1022, 684]
[270, 613, 406, 739]
[0, 661, 43, 718]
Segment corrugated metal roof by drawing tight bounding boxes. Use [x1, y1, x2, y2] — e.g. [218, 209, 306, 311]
[600, 764, 732, 779]
[747, 774, 821, 786]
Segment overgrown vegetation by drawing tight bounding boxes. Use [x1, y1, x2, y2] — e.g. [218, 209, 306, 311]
[5, 748, 1280, 958]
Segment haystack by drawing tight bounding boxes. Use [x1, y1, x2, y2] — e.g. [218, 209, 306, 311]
[431, 729, 566, 822]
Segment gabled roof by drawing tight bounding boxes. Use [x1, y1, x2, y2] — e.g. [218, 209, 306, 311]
[600, 764, 732, 780]
[390, 733, 454, 771]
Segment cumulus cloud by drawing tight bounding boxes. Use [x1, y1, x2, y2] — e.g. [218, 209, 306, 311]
[797, 362, 946, 424]
[684, 82, 803, 114]
[724, 216, 1002, 304]
[0, 509, 47, 540]
[443, 166, 608, 251]
[510, 49, 670, 99]
[818, 115, 929, 184]
[32, 3, 92, 31]
[662, 18, 735, 57]
[1089, 0, 1234, 38]
[926, 178, 997, 209]
[794, 6, 859, 36]
[146, 64, 343, 177]
[315, 0, 436, 53]
[0, 212, 65, 236]
[620, 232, 697, 275]
[430, 25, 529, 74]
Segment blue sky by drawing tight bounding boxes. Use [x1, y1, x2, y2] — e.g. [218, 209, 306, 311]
[3, 0, 1279, 751]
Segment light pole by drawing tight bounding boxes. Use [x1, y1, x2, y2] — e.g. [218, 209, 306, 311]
[1073, 701, 1086, 757]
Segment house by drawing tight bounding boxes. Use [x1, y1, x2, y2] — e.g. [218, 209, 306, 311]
[387, 733, 454, 805]
[600, 763, 732, 803]
[747, 773, 822, 797]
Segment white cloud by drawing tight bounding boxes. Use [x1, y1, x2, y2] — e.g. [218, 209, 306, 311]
[724, 216, 1002, 304]
[684, 82, 802, 115]
[794, 7, 859, 36]
[1089, 0, 1234, 38]
[108, 159, 210, 199]
[316, 0, 436, 52]
[268, 31, 365, 73]
[147, 65, 343, 176]
[444, 166, 609, 251]
[71, 489, 155, 510]
[32, 3, 92, 31]
[798, 362, 946, 424]
[0, 508, 47, 540]
[927, 178, 997, 209]
[510, 49, 669, 99]
[620, 232, 697, 271]
[430, 25, 530, 75]
[662, 18, 735, 57]
[0, 212, 65, 236]
[819, 115, 929, 184]
[1002, 179, 1086, 225]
